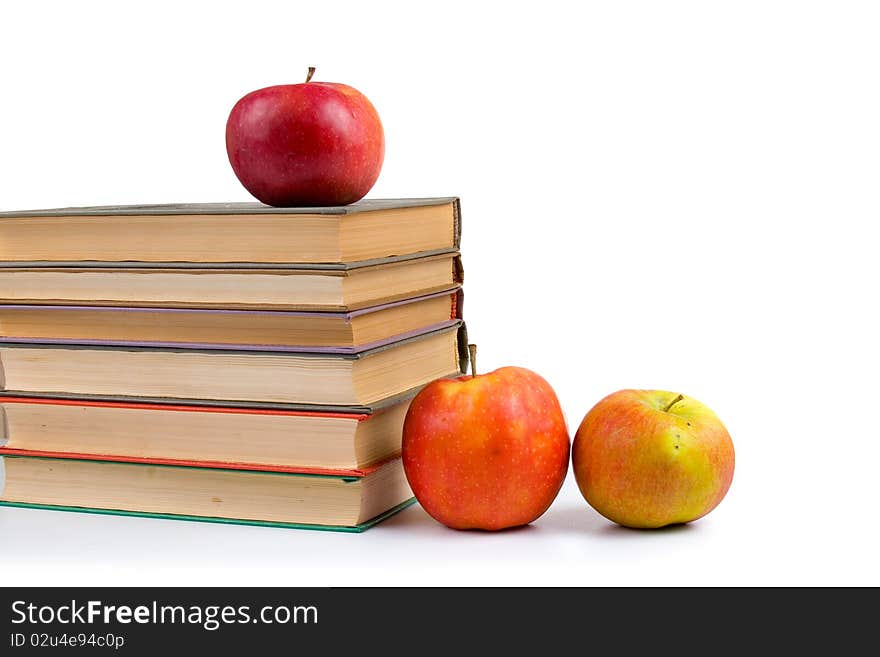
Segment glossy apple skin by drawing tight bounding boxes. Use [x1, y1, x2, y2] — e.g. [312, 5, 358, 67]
[402, 367, 570, 530]
[226, 81, 384, 206]
[573, 389, 735, 529]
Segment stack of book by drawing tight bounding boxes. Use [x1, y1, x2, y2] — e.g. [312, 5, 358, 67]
[0, 198, 466, 531]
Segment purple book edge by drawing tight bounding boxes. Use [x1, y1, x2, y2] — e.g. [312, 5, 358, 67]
[0, 319, 461, 354]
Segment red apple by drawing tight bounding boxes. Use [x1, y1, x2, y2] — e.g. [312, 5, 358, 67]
[226, 67, 384, 207]
[402, 345, 570, 530]
[572, 390, 735, 529]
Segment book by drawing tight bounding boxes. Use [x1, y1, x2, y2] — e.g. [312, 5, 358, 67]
[0, 392, 416, 473]
[0, 455, 414, 531]
[0, 288, 462, 351]
[0, 322, 467, 406]
[0, 251, 462, 311]
[0, 198, 461, 264]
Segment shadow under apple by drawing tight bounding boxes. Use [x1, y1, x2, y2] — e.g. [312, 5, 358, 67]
[528, 504, 701, 536]
[379, 503, 535, 535]
[380, 501, 700, 536]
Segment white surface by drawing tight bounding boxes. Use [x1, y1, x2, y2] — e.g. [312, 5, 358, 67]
[1, 1, 879, 586]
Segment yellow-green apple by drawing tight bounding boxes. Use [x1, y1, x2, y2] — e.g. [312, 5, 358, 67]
[402, 346, 570, 530]
[226, 67, 384, 207]
[572, 390, 734, 529]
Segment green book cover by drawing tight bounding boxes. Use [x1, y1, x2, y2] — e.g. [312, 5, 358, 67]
[0, 498, 416, 533]
[0, 454, 415, 532]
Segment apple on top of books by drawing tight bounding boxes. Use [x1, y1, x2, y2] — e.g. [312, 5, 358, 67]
[226, 67, 384, 207]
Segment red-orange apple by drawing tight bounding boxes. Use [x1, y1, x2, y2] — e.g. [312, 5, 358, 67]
[226, 67, 384, 207]
[573, 390, 735, 529]
[402, 346, 570, 530]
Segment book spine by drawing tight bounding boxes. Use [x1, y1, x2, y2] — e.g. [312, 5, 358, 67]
[0, 403, 7, 447]
[452, 198, 462, 249]
[457, 322, 470, 374]
[452, 288, 464, 320]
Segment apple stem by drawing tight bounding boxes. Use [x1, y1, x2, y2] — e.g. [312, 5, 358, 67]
[663, 393, 685, 413]
[305, 66, 316, 83]
[468, 343, 477, 378]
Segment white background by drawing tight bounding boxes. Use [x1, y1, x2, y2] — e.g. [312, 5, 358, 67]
[1, 1, 879, 586]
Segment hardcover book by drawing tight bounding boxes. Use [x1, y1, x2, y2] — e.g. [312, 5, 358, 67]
[0, 454, 414, 532]
[0, 322, 468, 406]
[0, 197, 461, 264]
[0, 251, 462, 311]
[0, 288, 462, 351]
[0, 391, 419, 473]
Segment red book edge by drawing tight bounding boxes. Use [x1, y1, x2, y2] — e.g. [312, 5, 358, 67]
[0, 396, 370, 421]
[0, 447, 394, 478]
